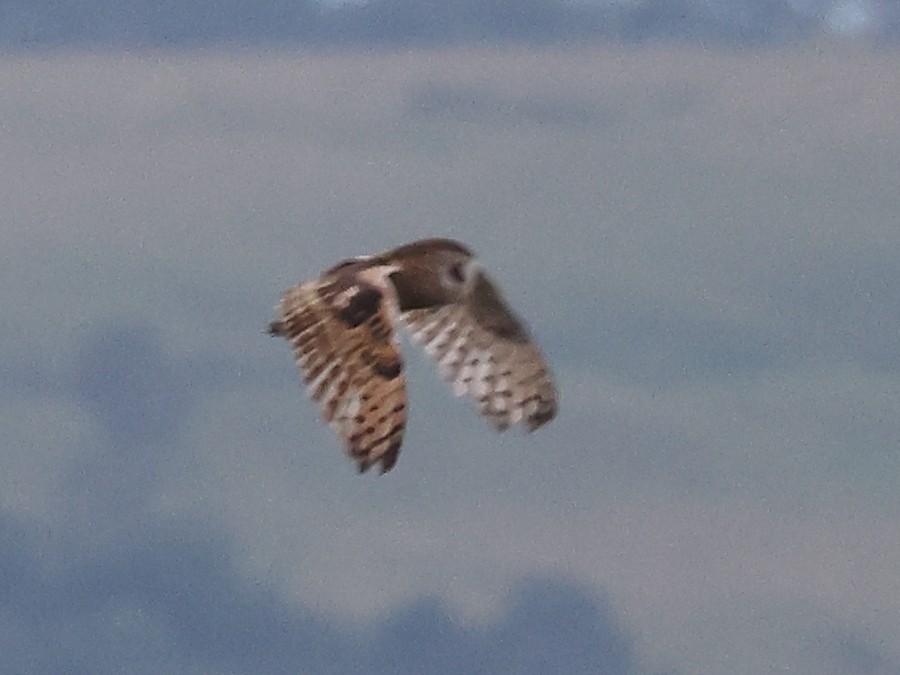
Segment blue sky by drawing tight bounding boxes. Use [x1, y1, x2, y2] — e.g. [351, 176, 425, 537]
[3, 4, 900, 675]
[1, 0, 898, 46]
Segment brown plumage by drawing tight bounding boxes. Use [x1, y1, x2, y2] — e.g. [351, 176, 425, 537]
[269, 238, 557, 474]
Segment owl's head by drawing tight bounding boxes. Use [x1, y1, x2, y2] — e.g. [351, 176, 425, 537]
[386, 238, 481, 309]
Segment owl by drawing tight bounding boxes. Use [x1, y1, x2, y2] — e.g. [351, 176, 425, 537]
[268, 238, 557, 474]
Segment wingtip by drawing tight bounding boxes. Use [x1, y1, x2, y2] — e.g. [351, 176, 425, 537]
[526, 404, 557, 432]
[352, 440, 401, 475]
[379, 440, 402, 474]
[354, 458, 396, 475]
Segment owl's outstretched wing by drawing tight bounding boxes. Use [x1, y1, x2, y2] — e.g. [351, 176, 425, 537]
[269, 267, 406, 473]
[400, 270, 557, 432]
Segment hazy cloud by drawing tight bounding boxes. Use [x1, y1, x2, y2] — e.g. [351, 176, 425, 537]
[70, 323, 195, 447]
[3, 47, 900, 675]
[827, 634, 900, 675]
[406, 82, 596, 128]
[0, 511, 638, 674]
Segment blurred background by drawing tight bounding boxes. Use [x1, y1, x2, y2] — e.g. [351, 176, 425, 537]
[2, 1, 899, 673]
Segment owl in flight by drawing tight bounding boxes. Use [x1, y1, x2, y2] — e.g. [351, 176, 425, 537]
[268, 238, 557, 474]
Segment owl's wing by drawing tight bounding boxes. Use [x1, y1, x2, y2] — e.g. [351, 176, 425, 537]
[269, 270, 406, 473]
[400, 270, 557, 432]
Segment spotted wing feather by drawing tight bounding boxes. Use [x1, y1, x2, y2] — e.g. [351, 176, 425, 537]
[401, 271, 557, 432]
[271, 275, 406, 473]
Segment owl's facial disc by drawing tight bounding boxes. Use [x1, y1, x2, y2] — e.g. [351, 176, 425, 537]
[440, 256, 481, 296]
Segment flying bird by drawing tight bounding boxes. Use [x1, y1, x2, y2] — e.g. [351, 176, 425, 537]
[268, 238, 557, 474]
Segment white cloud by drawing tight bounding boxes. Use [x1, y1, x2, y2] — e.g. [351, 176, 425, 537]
[826, 1, 876, 35]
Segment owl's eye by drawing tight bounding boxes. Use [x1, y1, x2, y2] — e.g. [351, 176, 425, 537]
[447, 263, 465, 284]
